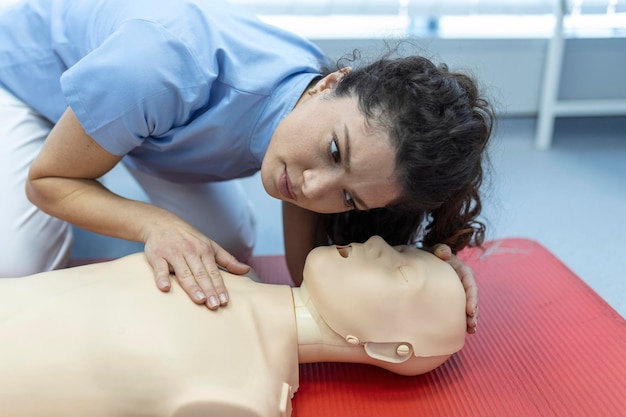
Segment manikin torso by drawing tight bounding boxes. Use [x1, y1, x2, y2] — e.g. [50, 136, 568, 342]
[0, 254, 298, 417]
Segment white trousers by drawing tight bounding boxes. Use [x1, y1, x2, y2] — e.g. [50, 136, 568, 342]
[0, 87, 256, 277]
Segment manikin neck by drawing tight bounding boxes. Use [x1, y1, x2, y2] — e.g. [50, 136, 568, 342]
[291, 282, 365, 364]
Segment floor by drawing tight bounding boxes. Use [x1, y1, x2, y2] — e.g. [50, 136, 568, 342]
[72, 116, 626, 319]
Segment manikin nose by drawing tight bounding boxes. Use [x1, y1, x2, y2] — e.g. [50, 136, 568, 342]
[336, 245, 352, 258]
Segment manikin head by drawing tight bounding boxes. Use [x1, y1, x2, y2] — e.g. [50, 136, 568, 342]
[303, 235, 466, 366]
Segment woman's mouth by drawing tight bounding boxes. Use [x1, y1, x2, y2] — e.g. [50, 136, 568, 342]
[279, 166, 296, 201]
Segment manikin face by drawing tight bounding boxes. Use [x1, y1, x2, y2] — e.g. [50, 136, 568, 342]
[303, 235, 466, 356]
[260, 71, 401, 214]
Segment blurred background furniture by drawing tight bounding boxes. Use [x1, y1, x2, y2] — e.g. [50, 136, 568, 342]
[231, 0, 626, 149]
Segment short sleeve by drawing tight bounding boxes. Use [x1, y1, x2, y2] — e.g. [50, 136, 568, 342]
[60, 19, 211, 156]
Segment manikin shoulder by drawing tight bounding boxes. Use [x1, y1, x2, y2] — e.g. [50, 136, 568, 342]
[171, 382, 294, 417]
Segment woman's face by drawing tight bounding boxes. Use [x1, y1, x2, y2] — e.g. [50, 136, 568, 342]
[261, 75, 401, 214]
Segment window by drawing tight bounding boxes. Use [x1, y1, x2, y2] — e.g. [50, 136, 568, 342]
[229, 0, 626, 39]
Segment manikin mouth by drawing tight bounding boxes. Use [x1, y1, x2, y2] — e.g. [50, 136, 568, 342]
[336, 245, 352, 258]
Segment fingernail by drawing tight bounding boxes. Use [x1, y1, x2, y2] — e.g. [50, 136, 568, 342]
[195, 290, 206, 302]
[219, 293, 228, 304]
[159, 280, 170, 289]
[208, 296, 219, 308]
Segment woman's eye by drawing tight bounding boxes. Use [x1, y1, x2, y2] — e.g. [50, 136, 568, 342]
[344, 191, 356, 210]
[330, 137, 340, 163]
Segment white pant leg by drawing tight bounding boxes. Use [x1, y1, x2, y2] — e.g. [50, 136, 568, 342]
[124, 164, 257, 262]
[0, 87, 73, 277]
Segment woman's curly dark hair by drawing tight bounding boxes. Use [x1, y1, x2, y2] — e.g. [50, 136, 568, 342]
[321, 51, 494, 253]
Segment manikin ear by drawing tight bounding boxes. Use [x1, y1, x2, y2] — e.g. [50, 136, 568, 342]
[314, 67, 352, 93]
[364, 342, 414, 364]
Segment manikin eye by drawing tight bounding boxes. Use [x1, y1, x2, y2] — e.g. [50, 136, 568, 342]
[336, 245, 352, 258]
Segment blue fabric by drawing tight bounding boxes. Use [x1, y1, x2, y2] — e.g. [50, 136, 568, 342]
[0, 0, 329, 182]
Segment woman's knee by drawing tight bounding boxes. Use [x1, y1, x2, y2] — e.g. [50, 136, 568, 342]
[215, 203, 257, 262]
[126, 169, 258, 261]
[0, 220, 72, 277]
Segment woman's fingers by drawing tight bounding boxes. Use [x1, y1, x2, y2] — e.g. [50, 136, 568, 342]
[146, 236, 252, 310]
[152, 256, 172, 292]
[431, 243, 479, 334]
[167, 255, 210, 305]
[183, 248, 229, 309]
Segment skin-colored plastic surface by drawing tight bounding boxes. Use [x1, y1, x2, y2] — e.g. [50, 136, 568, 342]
[0, 236, 465, 416]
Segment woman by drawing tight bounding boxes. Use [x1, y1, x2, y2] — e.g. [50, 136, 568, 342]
[0, 0, 490, 331]
[0, 236, 466, 416]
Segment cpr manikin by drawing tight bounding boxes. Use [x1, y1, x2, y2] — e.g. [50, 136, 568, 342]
[0, 236, 466, 417]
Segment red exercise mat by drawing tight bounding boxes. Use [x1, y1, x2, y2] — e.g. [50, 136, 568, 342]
[249, 238, 626, 417]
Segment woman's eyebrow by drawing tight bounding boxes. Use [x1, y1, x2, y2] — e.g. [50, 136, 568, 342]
[343, 123, 352, 173]
[343, 124, 369, 211]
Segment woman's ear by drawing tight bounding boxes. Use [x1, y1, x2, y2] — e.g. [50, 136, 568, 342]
[364, 342, 414, 364]
[314, 67, 352, 93]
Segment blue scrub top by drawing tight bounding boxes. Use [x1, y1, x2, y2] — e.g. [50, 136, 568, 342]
[0, 0, 329, 182]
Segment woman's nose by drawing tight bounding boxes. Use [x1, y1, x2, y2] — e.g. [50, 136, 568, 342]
[302, 169, 335, 199]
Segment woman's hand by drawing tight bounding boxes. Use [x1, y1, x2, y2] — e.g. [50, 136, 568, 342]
[431, 244, 479, 334]
[143, 215, 251, 310]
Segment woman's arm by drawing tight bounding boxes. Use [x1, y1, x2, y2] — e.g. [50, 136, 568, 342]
[26, 107, 248, 309]
[282, 202, 327, 286]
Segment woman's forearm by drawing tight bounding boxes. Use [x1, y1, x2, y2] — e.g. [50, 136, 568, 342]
[24, 106, 179, 244]
[282, 202, 328, 285]
[25, 175, 174, 243]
